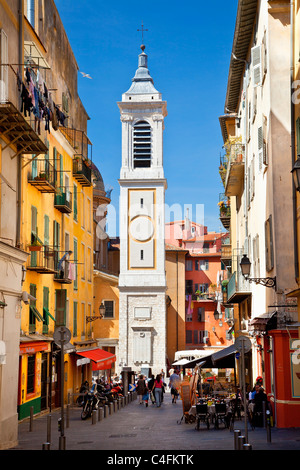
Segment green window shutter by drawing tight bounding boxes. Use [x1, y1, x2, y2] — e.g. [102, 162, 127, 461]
[53, 220, 60, 250]
[44, 215, 49, 246]
[73, 184, 77, 221]
[55, 289, 67, 327]
[43, 287, 49, 326]
[60, 154, 63, 188]
[73, 301, 78, 337]
[32, 155, 37, 178]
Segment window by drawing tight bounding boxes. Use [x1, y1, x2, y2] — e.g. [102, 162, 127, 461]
[185, 259, 193, 271]
[81, 243, 85, 280]
[185, 279, 193, 295]
[199, 330, 209, 344]
[87, 247, 92, 282]
[186, 330, 193, 344]
[73, 184, 78, 221]
[265, 215, 274, 272]
[27, 0, 35, 29]
[27, 355, 35, 395]
[0, 29, 8, 102]
[197, 307, 205, 322]
[104, 300, 114, 319]
[133, 121, 151, 168]
[73, 301, 78, 337]
[199, 260, 209, 271]
[55, 289, 67, 326]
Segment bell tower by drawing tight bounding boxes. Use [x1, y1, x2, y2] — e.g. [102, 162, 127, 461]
[117, 45, 168, 375]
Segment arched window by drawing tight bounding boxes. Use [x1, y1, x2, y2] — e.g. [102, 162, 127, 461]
[133, 121, 152, 168]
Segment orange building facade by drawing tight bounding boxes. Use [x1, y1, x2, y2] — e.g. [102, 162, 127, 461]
[165, 219, 233, 353]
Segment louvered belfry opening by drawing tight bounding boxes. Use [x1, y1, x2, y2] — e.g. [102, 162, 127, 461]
[133, 120, 152, 168]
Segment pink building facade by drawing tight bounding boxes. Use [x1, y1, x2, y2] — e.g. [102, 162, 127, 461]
[165, 219, 233, 353]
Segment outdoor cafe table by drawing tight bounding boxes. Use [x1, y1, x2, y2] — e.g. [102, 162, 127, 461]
[189, 400, 231, 420]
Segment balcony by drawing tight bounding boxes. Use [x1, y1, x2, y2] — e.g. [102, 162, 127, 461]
[54, 260, 73, 284]
[72, 157, 92, 186]
[28, 159, 56, 193]
[0, 65, 48, 159]
[224, 142, 245, 197]
[54, 187, 72, 213]
[221, 243, 232, 269]
[27, 247, 58, 274]
[59, 127, 93, 187]
[227, 270, 251, 304]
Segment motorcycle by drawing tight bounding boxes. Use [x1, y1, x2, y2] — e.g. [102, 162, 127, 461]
[81, 390, 100, 420]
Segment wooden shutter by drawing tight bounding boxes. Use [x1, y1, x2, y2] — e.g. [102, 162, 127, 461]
[265, 215, 274, 272]
[73, 184, 77, 220]
[73, 238, 78, 290]
[251, 45, 262, 87]
[296, 118, 300, 157]
[73, 301, 78, 337]
[0, 29, 8, 102]
[44, 215, 49, 246]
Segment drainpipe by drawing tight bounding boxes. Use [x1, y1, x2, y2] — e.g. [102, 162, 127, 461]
[16, 0, 24, 248]
[291, 0, 299, 283]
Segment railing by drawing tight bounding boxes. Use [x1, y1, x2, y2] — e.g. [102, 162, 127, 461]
[27, 247, 58, 274]
[28, 159, 57, 192]
[54, 187, 73, 213]
[73, 157, 92, 186]
[0, 64, 48, 157]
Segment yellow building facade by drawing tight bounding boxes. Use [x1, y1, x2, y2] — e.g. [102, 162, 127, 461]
[16, 1, 95, 419]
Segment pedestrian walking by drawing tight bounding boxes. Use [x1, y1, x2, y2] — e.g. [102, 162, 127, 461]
[169, 370, 181, 404]
[148, 374, 156, 404]
[136, 374, 147, 405]
[152, 374, 164, 407]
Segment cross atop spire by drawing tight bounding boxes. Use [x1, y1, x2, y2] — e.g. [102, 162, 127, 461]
[137, 21, 148, 46]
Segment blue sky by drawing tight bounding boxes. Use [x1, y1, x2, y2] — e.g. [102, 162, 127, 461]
[55, 0, 238, 236]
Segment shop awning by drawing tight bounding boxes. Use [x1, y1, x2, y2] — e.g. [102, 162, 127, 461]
[211, 344, 237, 364]
[172, 358, 190, 366]
[183, 345, 237, 369]
[76, 348, 116, 371]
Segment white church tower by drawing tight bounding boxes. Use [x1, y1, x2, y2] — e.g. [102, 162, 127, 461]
[117, 44, 168, 376]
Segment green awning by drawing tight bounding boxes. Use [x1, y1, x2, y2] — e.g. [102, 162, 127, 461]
[30, 305, 43, 322]
[43, 307, 56, 322]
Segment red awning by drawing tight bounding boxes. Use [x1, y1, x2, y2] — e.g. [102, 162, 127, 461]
[76, 348, 116, 370]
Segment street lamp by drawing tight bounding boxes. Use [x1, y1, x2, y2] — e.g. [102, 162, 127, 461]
[291, 157, 300, 191]
[240, 254, 276, 288]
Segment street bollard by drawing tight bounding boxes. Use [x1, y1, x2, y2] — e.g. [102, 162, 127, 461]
[266, 410, 272, 443]
[104, 405, 109, 418]
[121, 397, 125, 407]
[238, 435, 246, 450]
[59, 435, 66, 450]
[109, 402, 113, 414]
[29, 406, 34, 432]
[42, 442, 51, 450]
[113, 400, 117, 412]
[66, 404, 70, 428]
[47, 414, 51, 444]
[92, 410, 97, 425]
[243, 444, 252, 450]
[234, 430, 241, 450]
[98, 407, 103, 421]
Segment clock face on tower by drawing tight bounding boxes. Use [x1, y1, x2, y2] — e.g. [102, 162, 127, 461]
[130, 216, 154, 242]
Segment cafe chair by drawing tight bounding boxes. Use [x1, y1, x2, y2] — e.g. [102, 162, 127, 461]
[214, 403, 228, 429]
[195, 403, 210, 430]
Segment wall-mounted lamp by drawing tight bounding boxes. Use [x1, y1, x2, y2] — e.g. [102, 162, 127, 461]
[240, 254, 276, 288]
[86, 302, 106, 323]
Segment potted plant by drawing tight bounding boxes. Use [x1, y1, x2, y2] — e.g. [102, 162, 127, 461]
[28, 232, 43, 251]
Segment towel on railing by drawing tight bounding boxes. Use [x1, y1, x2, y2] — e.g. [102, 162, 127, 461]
[68, 262, 76, 281]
